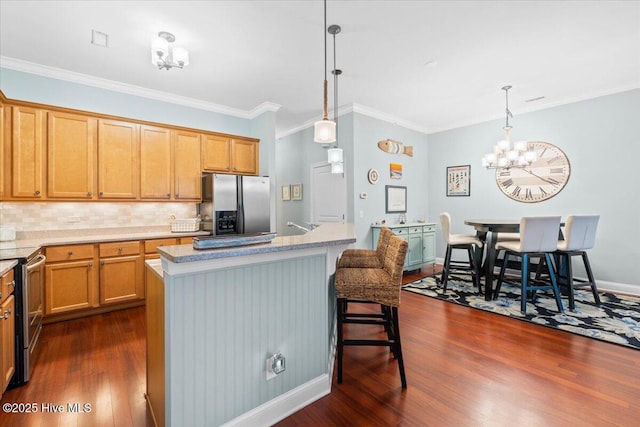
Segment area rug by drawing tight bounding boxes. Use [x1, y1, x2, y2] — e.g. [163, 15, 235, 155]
[402, 276, 640, 350]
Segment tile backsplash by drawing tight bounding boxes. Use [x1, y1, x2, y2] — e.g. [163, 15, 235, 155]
[0, 202, 198, 232]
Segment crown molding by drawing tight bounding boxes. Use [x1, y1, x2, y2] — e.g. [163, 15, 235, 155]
[0, 56, 280, 119]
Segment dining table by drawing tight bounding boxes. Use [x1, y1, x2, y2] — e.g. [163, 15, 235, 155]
[464, 218, 566, 301]
[464, 219, 521, 300]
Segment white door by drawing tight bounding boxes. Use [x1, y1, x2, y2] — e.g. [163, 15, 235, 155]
[310, 162, 346, 223]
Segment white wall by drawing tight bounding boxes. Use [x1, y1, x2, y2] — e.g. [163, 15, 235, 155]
[427, 89, 640, 289]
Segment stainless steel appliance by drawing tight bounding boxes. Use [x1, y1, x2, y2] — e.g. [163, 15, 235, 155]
[199, 173, 271, 235]
[0, 246, 44, 386]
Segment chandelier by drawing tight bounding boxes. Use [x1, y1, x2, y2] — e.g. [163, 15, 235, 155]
[313, 0, 336, 144]
[481, 86, 536, 169]
[151, 31, 189, 70]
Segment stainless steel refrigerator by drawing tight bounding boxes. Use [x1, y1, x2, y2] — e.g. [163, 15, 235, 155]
[199, 173, 271, 235]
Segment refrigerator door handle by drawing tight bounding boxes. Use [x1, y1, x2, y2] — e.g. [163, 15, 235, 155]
[236, 176, 245, 234]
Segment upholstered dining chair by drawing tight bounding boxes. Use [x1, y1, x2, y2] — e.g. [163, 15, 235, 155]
[334, 232, 409, 388]
[494, 216, 564, 314]
[555, 215, 601, 310]
[439, 212, 483, 293]
[336, 226, 393, 269]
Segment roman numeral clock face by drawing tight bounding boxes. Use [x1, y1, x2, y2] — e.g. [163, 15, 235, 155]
[496, 141, 571, 203]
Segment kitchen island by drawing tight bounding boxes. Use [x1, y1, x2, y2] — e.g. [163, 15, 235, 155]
[146, 223, 356, 427]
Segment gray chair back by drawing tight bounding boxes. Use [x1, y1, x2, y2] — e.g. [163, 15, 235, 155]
[519, 216, 562, 253]
[439, 212, 452, 244]
[563, 215, 600, 251]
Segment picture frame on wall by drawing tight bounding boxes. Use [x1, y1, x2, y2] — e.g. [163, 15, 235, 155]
[446, 165, 471, 197]
[291, 183, 303, 201]
[385, 185, 407, 213]
[282, 185, 291, 201]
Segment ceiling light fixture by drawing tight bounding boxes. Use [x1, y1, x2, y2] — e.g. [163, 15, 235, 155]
[327, 24, 344, 174]
[482, 85, 537, 169]
[151, 31, 189, 70]
[313, 0, 336, 144]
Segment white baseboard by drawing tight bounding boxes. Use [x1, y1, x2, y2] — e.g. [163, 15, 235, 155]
[223, 374, 331, 427]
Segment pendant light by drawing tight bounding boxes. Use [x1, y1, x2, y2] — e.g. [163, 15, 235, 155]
[314, 0, 336, 143]
[327, 24, 344, 173]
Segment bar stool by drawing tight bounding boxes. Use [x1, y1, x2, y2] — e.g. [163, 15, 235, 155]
[439, 212, 483, 293]
[495, 216, 564, 314]
[337, 227, 393, 269]
[334, 233, 409, 388]
[556, 215, 601, 310]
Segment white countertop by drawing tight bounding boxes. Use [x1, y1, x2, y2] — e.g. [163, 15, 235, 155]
[157, 223, 356, 263]
[0, 260, 18, 276]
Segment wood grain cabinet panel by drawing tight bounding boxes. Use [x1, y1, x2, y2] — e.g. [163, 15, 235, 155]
[45, 259, 97, 315]
[173, 130, 201, 200]
[140, 125, 172, 199]
[231, 138, 259, 175]
[0, 294, 15, 397]
[99, 255, 144, 305]
[201, 134, 231, 172]
[47, 111, 96, 199]
[12, 106, 45, 198]
[0, 102, 5, 199]
[0, 268, 14, 304]
[98, 119, 139, 199]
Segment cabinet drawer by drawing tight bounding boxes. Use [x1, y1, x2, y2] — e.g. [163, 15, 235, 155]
[144, 238, 178, 254]
[392, 228, 408, 236]
[1, 269, 15, 303]
[46, 244, 94, 262]
[422, 225, 436, 233]
[99, 241, 140, 258]
[409, 227, 423, 234]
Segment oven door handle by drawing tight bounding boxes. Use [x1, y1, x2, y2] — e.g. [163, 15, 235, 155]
[27, 254, 47, 271]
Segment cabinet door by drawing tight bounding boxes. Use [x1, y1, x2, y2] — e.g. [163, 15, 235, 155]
[407, 233, 423, 268]
[0, 268, 14, 304]
[0, 102, 5, 199]
[45, 260, 97, 314]
[231, 138, 258, 175]
[422, 232, 436, 264]
[1, 295, 15, 394]
[98, 119, 139, 199]
[48, 111, 96, 199]
[12, 106, 45, 198]
[201, 134, 231, 172]
[140, 125, 172, 199]
[99, 255, 144, 304]
[174, 130, 201, 200]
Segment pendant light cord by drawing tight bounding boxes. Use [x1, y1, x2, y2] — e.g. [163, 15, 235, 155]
[322, 0, 329, 120]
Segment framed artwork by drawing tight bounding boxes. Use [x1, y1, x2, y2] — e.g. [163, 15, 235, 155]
[385, 185, 407, 213]
[446, 165, 471, 197]
[281, 185, 291, 201]
[390, 163, 403, 179]
[291, 183, 303, 201]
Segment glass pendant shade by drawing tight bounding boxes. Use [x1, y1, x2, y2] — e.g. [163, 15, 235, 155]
[172, 47, 189, 67]
[314, 119, 336, 143]
[327, 147, 343, 163]
[331, 162, 344, 174]
[151, 36, 169, 64]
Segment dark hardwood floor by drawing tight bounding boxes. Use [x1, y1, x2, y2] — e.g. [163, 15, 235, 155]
[2, 264, 638, 426]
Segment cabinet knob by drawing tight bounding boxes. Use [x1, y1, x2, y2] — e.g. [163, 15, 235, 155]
[88, 263, 93, 268]
[87, 191, 93, 196]
[99, 191, 104, 196]
[100, 261, 105, 266]
[167, 193, 171, 197]
[118, 247, 123, 252]
[8, 280, 15, 289]
[68, 251, 73, 256]
[2, 309, 10, 320]
[34, 190, 41, 196]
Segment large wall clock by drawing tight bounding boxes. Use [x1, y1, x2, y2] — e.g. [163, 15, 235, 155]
[496, 141, 571, 203]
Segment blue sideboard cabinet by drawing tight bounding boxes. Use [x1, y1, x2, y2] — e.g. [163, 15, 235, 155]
[372, 223, 436, 272]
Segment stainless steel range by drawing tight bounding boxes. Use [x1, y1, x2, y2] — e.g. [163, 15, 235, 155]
[0, 246, 45, 386]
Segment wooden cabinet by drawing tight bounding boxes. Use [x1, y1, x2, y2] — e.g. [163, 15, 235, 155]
[11, 106, 45, 198]
[422, 224, 436, 265]
[47, 111, 97, 199]
[0, 267, 15, 304]
[140, 125, 172, 199]
[232, 137, 259, 175]
[0, 290, 15, 397]
[202, 135, 259, 175]
[98, 119, 139, 199]
[173, 130, 201, 200]
[144, 238, 178, 260]
[99, 241, 144, 305]
[44, 244, 97, 315]
[407, 227, 424, 269]
[0, 102, 5, 199]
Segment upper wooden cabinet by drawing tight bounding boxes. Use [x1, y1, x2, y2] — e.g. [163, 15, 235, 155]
[12, 106, 45, 198]
[0, 102, 5, 199]
[140, 125, 172, 200]
[173, 130, 201, 201]
[47, 111, 97, 199]
[202, 135, 259, 175]
[98, 119, 139, 199]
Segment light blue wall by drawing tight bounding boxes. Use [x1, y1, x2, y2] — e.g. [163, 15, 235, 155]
[0, 68, 251, 136]
[427, 89, 640, 288]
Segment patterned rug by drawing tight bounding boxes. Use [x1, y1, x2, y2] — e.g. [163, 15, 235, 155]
[402, 275, 640, 350]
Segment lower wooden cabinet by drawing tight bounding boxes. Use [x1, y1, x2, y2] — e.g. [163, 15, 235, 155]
[99, 241, 144, 305]
[45, 244, 97, 315]
[1, 268, 16, 398]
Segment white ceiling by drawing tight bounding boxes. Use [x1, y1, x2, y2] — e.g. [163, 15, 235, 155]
[1, 1, 639, 138]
